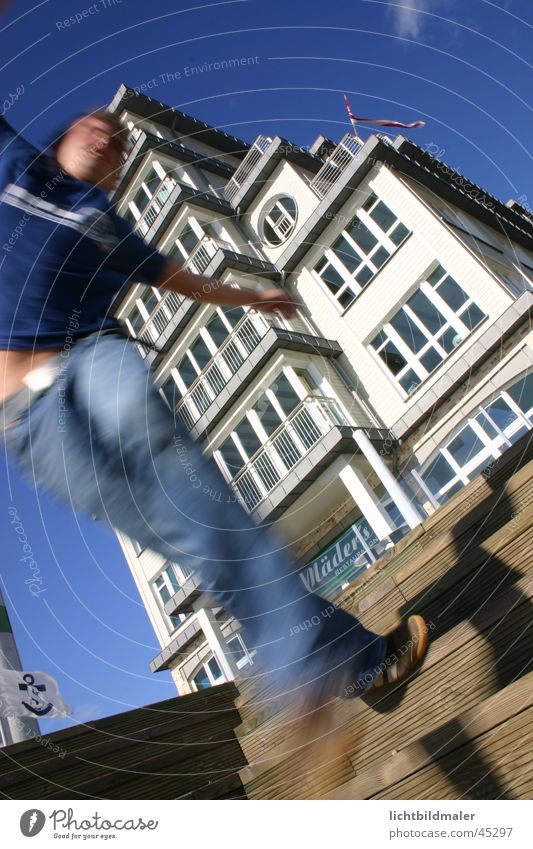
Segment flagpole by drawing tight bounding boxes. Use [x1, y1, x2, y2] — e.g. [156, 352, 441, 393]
[0, 587, 40, 745]
[343, 94, 365, 146]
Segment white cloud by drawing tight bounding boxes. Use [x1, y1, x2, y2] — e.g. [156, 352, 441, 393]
[391, 0, 448, 39]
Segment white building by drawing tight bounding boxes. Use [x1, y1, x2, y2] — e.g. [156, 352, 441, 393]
[108, 84, 533, 694]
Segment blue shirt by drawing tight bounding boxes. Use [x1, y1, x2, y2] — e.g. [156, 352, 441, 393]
[0, 115, 168, 349]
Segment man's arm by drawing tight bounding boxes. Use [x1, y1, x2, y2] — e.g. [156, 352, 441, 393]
[154, 258, 297, 319]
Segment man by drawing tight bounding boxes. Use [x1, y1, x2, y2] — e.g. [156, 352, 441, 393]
[0, 100, 428, 723]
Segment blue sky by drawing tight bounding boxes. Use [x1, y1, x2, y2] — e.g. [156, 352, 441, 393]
[1, 0, 531, 733]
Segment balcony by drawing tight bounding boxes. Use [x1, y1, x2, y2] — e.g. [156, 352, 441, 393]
[309, 133, 362, 199]
[185, 235, 235, 274]
[115, 123, 238, 205]
[222, 135, 323, 211]
[175, 316, 343, 441]
[149, 615, 203, 672]
[226, 399, 392, 522]
[224, 135, 272, 203]
[132, 179, 234, 246]
[133, 289, 199, 365]
[181, 234, 281, 281]
[164, 572, 204, 617]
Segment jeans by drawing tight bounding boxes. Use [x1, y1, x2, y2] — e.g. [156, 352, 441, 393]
[1, 331, 387, 699]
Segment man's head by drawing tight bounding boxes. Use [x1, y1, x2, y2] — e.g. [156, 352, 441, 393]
[53, 110, 129, 192]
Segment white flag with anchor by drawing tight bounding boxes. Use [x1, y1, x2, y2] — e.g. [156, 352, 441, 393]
[0, 669, 71, 718]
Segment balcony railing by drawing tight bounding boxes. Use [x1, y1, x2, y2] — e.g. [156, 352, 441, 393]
[176, 312, 270, 429]
[183, 235, 235, 275]
[309, 133, 362, 199]
[136, 289, 184, 347]
[223, 135, 272, 203]
[231, 396, 349, 510]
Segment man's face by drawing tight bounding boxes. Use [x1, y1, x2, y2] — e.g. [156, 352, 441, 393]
[56, 116, 125, 191]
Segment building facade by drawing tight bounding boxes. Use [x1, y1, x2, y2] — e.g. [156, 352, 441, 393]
[108, 84, 533, 694]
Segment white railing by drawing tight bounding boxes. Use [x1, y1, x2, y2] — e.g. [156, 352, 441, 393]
[232, 397, 349, 510]
[184, 235, 234, 275]
[224, 135, 272, 203]
[137, 290, 184, 347]
[176, 313, 270, 429]
[309, 133, 362, 199]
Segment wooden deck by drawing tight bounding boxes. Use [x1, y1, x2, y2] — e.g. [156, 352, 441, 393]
[233, 431, 533, 800]
[1, 431, 531, 799]
[0, 683, 246, 799]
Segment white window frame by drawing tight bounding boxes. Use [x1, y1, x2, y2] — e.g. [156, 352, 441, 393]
[370, 266, 487, 397]
[153, 562, 193, 634]
[418, 381, 533, 503]
[189, 653, 225, 691]
[214, 367, 335, 506]
[125, 286, 165, 338]
[166, 216, 219, 263]
[171, 307, 251, 422]
[261, 195, 298, 246]
[127, 161, 176, 234]
[227, 633, 255, 669]
[314, 192, 411, 308]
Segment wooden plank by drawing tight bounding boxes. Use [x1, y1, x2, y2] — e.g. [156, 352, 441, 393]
[373, 707, 533, 800]
[0, 702, 242, 786]
[237, 571, 533, 766]
[346, 502, 533, 635]
[240, 586, 532, 796]
[323, 671, 533, 799]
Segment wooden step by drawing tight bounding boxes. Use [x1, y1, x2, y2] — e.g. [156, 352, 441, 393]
[323, 671, 533, 799]
[238, 574, 532, 798]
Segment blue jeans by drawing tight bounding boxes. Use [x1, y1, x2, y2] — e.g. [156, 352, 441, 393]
[1, 331, 387, 699]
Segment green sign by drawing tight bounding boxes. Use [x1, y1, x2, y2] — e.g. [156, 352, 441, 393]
[298, 518, 379, 600]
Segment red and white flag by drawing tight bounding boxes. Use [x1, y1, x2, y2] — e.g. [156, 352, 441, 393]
[344, 94, 426, 140]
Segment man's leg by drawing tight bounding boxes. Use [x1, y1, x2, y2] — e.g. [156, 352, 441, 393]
[5, 333, 389, 699]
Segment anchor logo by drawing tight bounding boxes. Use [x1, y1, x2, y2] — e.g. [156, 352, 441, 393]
[18, 673, 54, 716]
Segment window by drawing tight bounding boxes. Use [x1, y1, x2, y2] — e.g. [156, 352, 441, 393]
[314, 192, 410, 308]
[159, 373, 181, 409]
[152, 563, 192, 633]
[125, 286, 163, 337]
[153, 563, 191, 605]
[126, 306, 144, 335]
[190, 635, 253, 690]
[371, 265, 486, 395]
[191, 654, 224, 690]
[126, 164, 179, 235]
[192, 667, 211, 690]
[215, 369, 346, 509]
[172, 307, 254, 420]
[227, 634, 254, 669]
[169, 219, 218, 262]
[261, 196, 298, 246]
[417, 371, 533, 504]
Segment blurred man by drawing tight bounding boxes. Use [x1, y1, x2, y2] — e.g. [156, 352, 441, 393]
[1, 0, 428, 732]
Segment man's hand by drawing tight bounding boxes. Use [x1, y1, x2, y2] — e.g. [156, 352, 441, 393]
[250, 289, 297, 318]
[156, 258, 298, 318]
